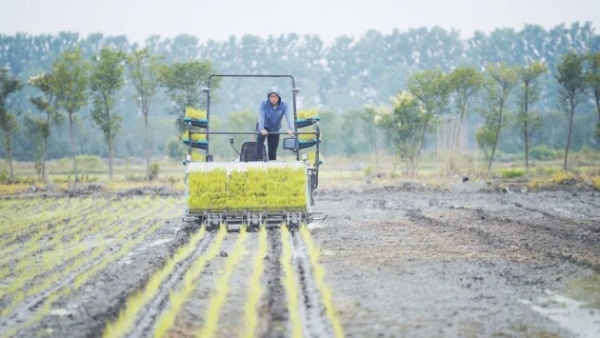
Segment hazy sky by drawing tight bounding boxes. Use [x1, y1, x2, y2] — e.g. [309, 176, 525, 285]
[1, 0, 599, 43]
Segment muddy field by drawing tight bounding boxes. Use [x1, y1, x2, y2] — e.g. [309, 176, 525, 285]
[1, 182, 599, 337]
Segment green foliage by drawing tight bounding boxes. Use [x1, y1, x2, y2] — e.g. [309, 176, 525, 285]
[149, 163, 160, 181]
[501, 168, 526, 178]
[529, 146, 560, 161]
[0, 68, 22, 181]
[557, 52, 587, 170]
[475, 126, 496, 159]
[448, 66, 484, 119]
[516, 60, 548, 170]
[90, 47, 125, 178]
[0, 68, 22, 135]
[477, 64, 518, 170]
[374, 92, 426, 173]
[90, 47, 125, 140]
[2, 26, 600, 168]
[127, 48, 163, 118]
[54, 155, 107, 173]
[53, 48, 89, 116]
[585, 52, 600, 135]
[165, 136, 184, 160]
[161, 60, 218, 132]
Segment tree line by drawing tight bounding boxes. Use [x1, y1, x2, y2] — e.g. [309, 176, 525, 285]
[373, 52, 600, 175]
[1, 22, 599, 181]
[0, 48, 216, 182]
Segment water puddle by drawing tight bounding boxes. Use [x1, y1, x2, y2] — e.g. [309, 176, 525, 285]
[148, 238, 172, 247]
[519, 289, 600, 337]
[49, 308, 73, 316]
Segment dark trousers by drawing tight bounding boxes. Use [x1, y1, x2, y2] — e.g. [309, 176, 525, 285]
[256, 133, 280, 161]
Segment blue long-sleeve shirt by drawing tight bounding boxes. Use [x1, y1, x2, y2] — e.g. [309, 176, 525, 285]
[258, 87, 294, 132]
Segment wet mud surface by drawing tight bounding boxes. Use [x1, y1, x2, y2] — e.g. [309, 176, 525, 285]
[1, 186, 599, 337]
[313, 187, 600, 337]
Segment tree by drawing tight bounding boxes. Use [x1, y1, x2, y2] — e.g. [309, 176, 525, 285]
[447, 66, 484, 172]
[516, 61, 548, 173]
[161, 60, 218, 132]
[476, 63, 518, 173]
[374, 92, 428, 175]
[90, 47, 125, 179]
[29, 72, 60, 183]
[406, 69, 449, 171]
[127, 48, 164, 180]
[0, 68, 22, 182]
[53, 48, 89, 181]
[584, 52, 600, 137]
[556, 52, 586, 170]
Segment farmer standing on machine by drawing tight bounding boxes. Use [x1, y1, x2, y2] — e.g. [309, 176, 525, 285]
[256, 87, 295, 161]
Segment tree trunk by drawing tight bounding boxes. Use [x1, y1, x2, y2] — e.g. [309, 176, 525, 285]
[5, 134, 14, 182]
[595, 91, 600, 123]
[41, 136, 48, 183]
[69, 112, 79, 182]
[145, 111, 150, 181]
[42, 113, 50, 184]
[524, 87, 530, 173]
[564, 98, 575, 171]
[452, 104, 467, 174]
[488, 103, 505, 173]
[108, 136, 114, 179]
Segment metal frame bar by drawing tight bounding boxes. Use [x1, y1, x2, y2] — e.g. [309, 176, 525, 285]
[205, 74, 300, 159]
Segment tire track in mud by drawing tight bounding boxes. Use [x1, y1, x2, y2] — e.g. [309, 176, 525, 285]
[152, 226, 229, 338]
[266, 227, 343, 337]
[264, 227, 288, 338]
[291, 230, 333, 337]
[507, 202, 600, 245]
[195, 227, 248, 338]
[0, 206, 178, 337]
[242, 227, 268, 337]
[408, 207, 600, 272]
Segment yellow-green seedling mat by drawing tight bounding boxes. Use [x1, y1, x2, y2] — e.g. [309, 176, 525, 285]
[186, 162, 308, 212]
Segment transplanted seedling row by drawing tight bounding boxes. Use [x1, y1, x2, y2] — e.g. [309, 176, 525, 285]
[2, 198, 181, 338]
[0, 197, 162, 316]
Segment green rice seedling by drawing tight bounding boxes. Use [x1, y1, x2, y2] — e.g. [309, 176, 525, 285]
[187, 167, 307, 213]
[4, 199, 124, 269]
[190, 149, 205, 162]
[593, 176, 600, 190]
[0, 202, 157, 307]
[185, 107, 207, 120]
[103, 224, 212, 337]
[181, 131, 207, 142]
[1, 205, 173, 336]
[280, 226, 302, 338]
[242, 226, 268, 338]
[501, 168, 526, 178]
[297, 108, 318, 119]
[152, 226, 227, 338]
[299, 226, 344, 338]
[0, 265, 10, 280]
[551, 170, 575, 184]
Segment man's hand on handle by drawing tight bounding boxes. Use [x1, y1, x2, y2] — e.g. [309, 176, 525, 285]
[261, 129, 268, 136]
[287, 129, 294, 136]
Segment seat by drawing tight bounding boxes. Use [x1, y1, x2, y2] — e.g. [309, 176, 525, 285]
[240, 142, 267, 162]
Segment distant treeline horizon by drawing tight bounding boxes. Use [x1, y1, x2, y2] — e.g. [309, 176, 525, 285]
[0, 21, 599, 172]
